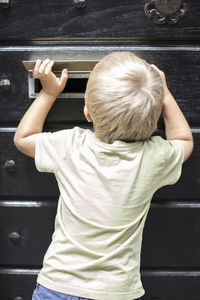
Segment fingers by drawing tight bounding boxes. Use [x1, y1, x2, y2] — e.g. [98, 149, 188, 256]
[45, 60, 54, 75]
[39, 58, 51, 74]
[151, 64, 165, 79]
[33, 58, 54, 78]
[33, 59, 68, 95]
[33, 59, 41, 78]
[151, 64, 160, 73]
[59, 69, 68, 88]
[151, 64, 164, 75]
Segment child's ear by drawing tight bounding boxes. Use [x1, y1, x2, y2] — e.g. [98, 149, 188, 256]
[83, 105, 92, 122]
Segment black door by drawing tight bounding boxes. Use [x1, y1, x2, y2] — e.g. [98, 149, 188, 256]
[0, 1, 200, 299]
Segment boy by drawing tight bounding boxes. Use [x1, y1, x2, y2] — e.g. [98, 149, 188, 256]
[14, 52, 193, 300]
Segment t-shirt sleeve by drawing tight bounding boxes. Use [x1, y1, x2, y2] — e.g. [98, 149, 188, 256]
[35, 129, 69, 173]
[154, 138, 185, 189]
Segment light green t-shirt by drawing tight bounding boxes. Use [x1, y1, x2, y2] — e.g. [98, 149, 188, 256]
[35, 126, 184, 300]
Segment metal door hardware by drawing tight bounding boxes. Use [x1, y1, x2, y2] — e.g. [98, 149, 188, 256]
[4, 160, 16, 172]
[9, 231, 21, 243]
[0, 79, 11, 91]
[0, 0, 10, 10]
[74, 0, 86, 8]
[22, 60, 98, 99]
[22, 60, 98, 73]
[144, 0, 188, 25]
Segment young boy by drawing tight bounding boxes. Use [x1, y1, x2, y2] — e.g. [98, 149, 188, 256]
[14, 52, 193, 300]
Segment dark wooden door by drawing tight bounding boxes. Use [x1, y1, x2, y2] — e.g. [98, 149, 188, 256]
[0, 1, 200, 299]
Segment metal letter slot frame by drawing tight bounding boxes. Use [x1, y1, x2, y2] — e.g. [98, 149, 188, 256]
[22, 60, 99, 99]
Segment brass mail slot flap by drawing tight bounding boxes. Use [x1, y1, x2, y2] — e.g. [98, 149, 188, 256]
[22, 60, 99, 73]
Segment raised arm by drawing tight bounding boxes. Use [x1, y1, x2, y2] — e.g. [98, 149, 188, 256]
[14, 59, 68, 158]
[152, 65, 193, 163]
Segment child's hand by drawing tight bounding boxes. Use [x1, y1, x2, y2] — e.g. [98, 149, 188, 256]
[33, 58, 68, 97]
[151, 64, 169, 96]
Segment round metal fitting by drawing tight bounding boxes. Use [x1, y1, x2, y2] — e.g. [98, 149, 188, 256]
[4, 160, 16, 172]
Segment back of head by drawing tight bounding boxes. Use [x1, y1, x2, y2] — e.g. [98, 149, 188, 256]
[85, 51, 164, 144]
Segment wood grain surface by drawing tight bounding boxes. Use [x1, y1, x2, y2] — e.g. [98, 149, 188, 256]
[0, 47, 200, 126]
[0, 268, 200, 300]
[1, 201, 200, 268]
[0, 0, 199, 41]
[0, 1, 200, 298]
[0, 131, 199, 198]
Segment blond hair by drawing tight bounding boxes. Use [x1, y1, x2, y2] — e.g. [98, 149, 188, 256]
[85, 51, 164, 144]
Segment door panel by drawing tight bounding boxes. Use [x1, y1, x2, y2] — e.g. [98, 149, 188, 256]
[1, 131, 199, 197]
[0, 1, 199, 41]
[1, 201, 199, 268]
[0, 1, 199, 298]
[0, 269, 199, 300]
[0, 47, 200, 126]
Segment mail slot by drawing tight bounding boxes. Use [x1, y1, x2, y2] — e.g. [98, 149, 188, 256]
[22, 60, 99, 99]
[28, 72, 89, 99]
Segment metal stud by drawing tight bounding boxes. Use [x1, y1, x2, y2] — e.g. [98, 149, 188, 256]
[0, 0, 10, 10]
[74, 0, 86, 8]
[0, 79, 11, 91]
[4, 160, 16, 172]
[9, 232, 21, 243]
